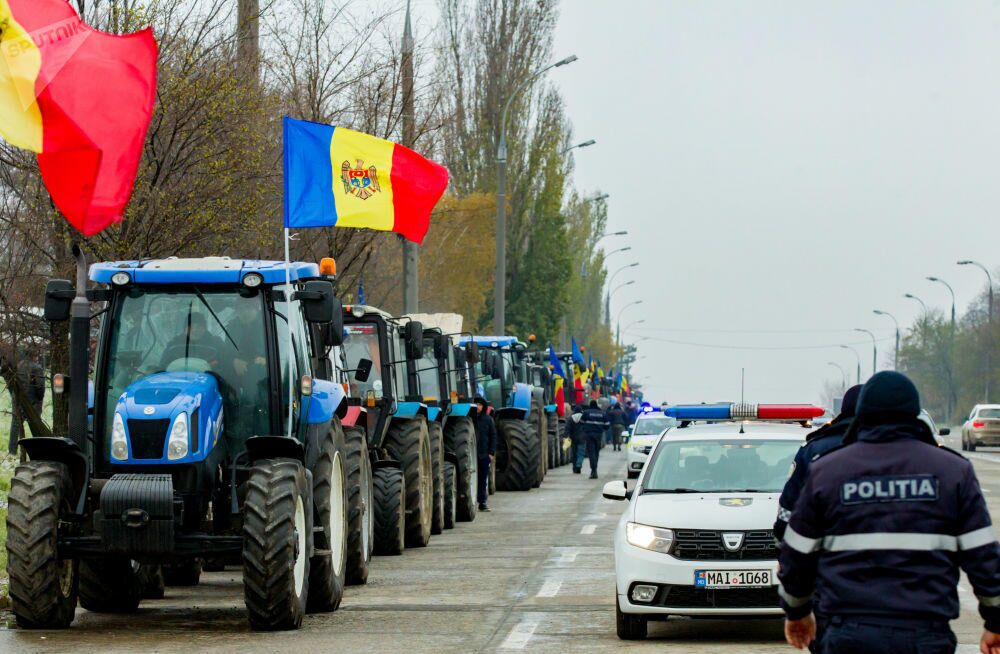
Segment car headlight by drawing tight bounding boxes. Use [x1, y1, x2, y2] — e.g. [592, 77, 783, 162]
[111, 412, 128, 460]
[167, 412, 189, 460]
[626, 522, 674, 554]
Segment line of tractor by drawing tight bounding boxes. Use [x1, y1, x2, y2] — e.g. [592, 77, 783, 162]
[5, 254, 577, 632]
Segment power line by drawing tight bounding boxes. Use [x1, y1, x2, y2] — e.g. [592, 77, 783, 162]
[636, 335, 894, 352]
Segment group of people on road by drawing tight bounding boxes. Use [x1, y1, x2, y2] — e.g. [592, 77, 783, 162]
[776, 371, 1000, 654]
[567, 399, 634, 479]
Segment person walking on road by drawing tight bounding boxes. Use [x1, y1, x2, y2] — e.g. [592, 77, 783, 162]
[570, 400, 610, 479]
[606, 401, 628, 452]
[779, 371, 1000, 654]
[472, 396, 496, 512]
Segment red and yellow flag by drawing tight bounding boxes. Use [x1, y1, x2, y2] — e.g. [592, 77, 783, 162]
[0, 0, 157, 235]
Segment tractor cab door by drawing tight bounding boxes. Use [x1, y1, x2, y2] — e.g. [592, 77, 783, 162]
[271, 288, 313, 440]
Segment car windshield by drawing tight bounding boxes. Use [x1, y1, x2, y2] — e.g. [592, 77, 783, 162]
[342, 323, 385, 399]
[102, 287, 271, 454]
[643, 439, 799, 493]
[635, 417, 677, 435]
[978, 408, 1000, 419]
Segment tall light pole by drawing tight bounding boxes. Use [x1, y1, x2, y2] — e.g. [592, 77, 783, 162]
[873, 310, 900, 370]
[904, 293, 928, 315]
[840, 344, 862, 385]
[606, 261, 639, 325]
[927, 275, 958, 421]
[616, 300, 643, 345]
[959, 260, 994, 402]
[400, 0, 419, 313]
[606, 280, 635, 324]
[827, 361, 847, 391]
[623, 318, 646, 333]
[495, 54, 578, 335]
[562, 139, 596, 155]
[927, 276, 956, 329]
[854, 328, 877, 377]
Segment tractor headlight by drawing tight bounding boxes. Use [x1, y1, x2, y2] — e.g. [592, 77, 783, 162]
[626, 522, 674, 554]
[167, 412, 189, 460]
[111, 412, 128, 460]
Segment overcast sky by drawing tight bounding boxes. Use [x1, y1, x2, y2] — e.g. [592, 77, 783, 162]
[546, 1, 1000, 406]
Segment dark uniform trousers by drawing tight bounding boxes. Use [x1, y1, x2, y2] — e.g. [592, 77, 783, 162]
[820, 617, 955, 654]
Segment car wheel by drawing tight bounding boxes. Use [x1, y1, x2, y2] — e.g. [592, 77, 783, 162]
[970, 439, 978, 452]
[961, 436, 968, 451]
[616, 594, 647, 640]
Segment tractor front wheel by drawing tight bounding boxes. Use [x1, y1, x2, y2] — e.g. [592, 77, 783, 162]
[344, 425, 373, 585]
[372, 466, 405, 555]
[429, 421, 446, 535]
[496, 419, 538, 491]
[445, 417, 477, 522]
[383, 419, 433, 547]
[307, 423, 348, 612]
[79, 558, 144, 613]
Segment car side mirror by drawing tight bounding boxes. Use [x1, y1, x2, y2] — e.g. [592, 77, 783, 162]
[434, 334, 449, 360]
[44, 279, 74, 322]
[298, 280, 338, 324]
[939, 427, 951, 436]
[354, 358, 373, 383]
[404, 321, 424, 360]
[466, 341, 480, 363]
[602, 480, 629, 501]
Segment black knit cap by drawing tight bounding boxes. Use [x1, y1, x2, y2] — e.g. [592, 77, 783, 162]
[855, 371, 921, 421]
[839, 384, 863, 419]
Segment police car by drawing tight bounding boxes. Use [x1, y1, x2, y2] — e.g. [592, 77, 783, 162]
[626, 408, 678, 478]
[604, 403, 821, 640]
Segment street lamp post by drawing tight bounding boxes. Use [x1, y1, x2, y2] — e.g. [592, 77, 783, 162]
[495, 54, 578, 335]
[616, 300, 643, 346]
[927, 276, 958, 421]
[959, 260, 994, 402]
[873, 309, 900, 370]
[606, 261, 639, 325]
[827, 361, 847, 391]
[623, 318, 646, 334]
[840, 344, 862, 385]
[854, 328, 877, 377]
[606, 280, 635, 324]
[561, 139, 596, 155]
[927, 276, 957, 329]
[904, 293, 928, 315]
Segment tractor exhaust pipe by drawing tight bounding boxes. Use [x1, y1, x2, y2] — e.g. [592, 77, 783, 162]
[68, 244, 89, 450]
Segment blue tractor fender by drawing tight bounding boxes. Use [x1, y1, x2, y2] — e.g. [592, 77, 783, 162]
[511, 383, 533, 412]
[304, 378, 347, 425]
[447, 402, 474, 418]
[393, 402, 428, 420]
[426, 406, 444, 422]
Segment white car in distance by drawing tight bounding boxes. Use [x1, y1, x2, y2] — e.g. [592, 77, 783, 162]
[604, 403, 820, 640]
[626, 411, 678, 478]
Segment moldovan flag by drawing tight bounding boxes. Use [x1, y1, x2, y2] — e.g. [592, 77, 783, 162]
[548, 344, 565, 417]
[0, 0, 157, 235]
[283, 116, 449, 244]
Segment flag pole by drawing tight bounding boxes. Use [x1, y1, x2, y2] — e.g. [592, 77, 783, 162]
[284, 227, 294, 438]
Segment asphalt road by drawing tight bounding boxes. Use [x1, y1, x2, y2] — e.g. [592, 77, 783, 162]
[1, 439, 998, 653]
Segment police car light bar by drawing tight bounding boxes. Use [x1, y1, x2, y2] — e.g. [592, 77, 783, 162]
[664, 403, 825, 421]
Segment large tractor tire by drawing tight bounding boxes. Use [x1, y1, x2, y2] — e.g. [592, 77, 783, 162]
[243, 459, 312, 631]
[163, 560, 202, 586]
[383, 418, 433, 548]
[445, 417, 478, 522]
[141, 564, 165, 599]
[307, 423, 348, 613]
[528, 400, 547, 488]
[372, 466, 405, 555]
[79, 558, 144, 613]
[548, 414, 562, 467]
[495, 419, 538, 491]
[443, 462, 457, 530]
[6, 461, 78, 629]
[344, 425, 373, 585]
[428, 421, 446, 536]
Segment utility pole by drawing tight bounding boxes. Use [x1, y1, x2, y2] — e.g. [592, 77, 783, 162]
[237, 0, 260, 83]
[400, 0, 418, 313]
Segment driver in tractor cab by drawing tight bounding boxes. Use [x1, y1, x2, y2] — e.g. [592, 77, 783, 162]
[229, 300, 267, 378]
[159, 312, 224, 371]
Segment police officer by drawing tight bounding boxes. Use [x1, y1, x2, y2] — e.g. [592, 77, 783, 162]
[778, 371, 1000, 654]
[774, 384, 862, 542]
[471, 396, 497, 512]
[570, 400, 610, 479]
[606, 401, 628, 452]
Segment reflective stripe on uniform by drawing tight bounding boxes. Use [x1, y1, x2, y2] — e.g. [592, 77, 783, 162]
[776, 507, 792, 522]
[777, 583, 812, 607]
[957, 526, 998, 550]
[823, 532, 957, 552]
[783, 526, 821, 554]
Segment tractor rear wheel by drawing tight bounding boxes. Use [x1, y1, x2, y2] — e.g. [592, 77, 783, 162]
[79, 558, 144, 613]
[141, 564, 165, 599]
[243, 459, 311, 631]
[443, 462, 457, 529]
[307, 423, 348, 612]
[495, 419, 537, 491]
[429, 421, 446, 535]
[344, 425, 372, 585]
[372, 466, 405, 555]
[6, 461, 78, 629]
[383, 418, 433, 547]
[445, 417, 477, 522]
[163, 560, 202, 586]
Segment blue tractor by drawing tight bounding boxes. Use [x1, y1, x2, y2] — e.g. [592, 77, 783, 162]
[459, 336, 543, 491]
[7, 252, 350, 630]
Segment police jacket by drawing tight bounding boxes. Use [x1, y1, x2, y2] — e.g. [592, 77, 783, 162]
[472, 410, 497, 460]
[571, 407, 610, 439]
[606, 406, 627, 427]
[773, 417, 851, 541]
[778, 420, 1000, 631]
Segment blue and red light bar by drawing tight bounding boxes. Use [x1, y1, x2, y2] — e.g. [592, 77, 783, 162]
[664, 403, 825, 421]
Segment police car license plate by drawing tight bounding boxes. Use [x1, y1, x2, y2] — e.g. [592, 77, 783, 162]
[695, 569, 771, 589]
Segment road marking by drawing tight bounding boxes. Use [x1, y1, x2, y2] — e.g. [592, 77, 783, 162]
[554, 547, 579, 563]
[581, 524, 596, 535]
[536, 580, 561, 597]
[499, 621, 539, 649]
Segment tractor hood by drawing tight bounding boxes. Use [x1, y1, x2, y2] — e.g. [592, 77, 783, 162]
[113, 371, 224, 464]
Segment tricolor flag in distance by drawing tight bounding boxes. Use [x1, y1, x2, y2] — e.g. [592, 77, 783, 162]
[0, 0, 157, 235]
[283, 116, 449, 244]
[548, 344, 565, 417]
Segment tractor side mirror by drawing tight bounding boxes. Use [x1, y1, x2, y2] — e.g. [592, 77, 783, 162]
[466, 341, 480, 363]
[434, 334, 449, 360]
[298, 280, 338, 324]
[404, 321, 424, 360]
[44, 279, 74, 322]
[354, 358, 373, 383]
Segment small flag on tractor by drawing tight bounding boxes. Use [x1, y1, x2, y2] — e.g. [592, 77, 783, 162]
[0, 0, 158, 235]
[548, 344, 565, 417]
[283, 116, 449, 244]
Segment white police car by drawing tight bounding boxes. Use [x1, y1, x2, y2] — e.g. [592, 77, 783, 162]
[604, 403, 820, 640]
[626, 409, 678, 478]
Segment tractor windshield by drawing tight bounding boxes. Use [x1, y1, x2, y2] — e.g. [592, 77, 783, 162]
[342, 323, 385, 399]
[417, 346, 442, 402]
[101, 288, 272, 453]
